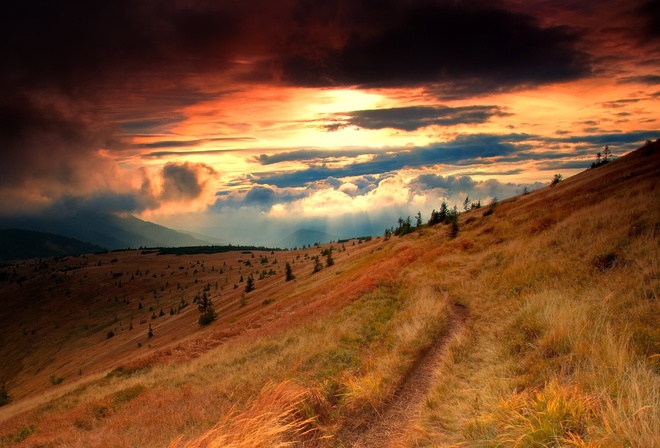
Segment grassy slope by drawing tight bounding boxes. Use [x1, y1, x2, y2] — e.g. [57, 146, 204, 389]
[0, 142, 658, 447]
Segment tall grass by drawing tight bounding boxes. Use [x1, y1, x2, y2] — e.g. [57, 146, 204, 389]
[415, 149, 660, 446]
[170, 381, 323, 448]
[0, 253, 453, 447]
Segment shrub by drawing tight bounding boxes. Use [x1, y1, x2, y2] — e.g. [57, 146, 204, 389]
[550, 173, 563, 186]
[285, 262, 295, 281]
[593, 252, 619, 271]
[312, 256, 323, 273]
[0, 383, 10, 407]
[245, 274, 255, 293]
[198, 292, 216, 325]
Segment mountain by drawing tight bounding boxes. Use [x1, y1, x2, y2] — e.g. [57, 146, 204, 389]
[0, 228, 105, 262]
[0, 211, 210, 250]
[277, 228, 338, 248]
[177, 230, 229, 246]
[0, 142, 658, 446]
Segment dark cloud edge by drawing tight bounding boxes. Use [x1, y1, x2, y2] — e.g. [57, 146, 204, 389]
[251, 130, 657, 188]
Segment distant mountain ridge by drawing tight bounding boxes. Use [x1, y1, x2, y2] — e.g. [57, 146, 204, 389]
[0, 228, 105, 262]
[0, 211, 211, 251]
[277, 228, 337, 248]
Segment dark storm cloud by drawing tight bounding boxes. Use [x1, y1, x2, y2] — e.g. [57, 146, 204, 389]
[0, 1, 267, 93]
[412, 174, 479, 192]
[119, 118, 188, 135]
[0, 0, 254, 206]
[0, 92, 121, 190]
[0, 0, 653, 219]
[255, 148, 381, 165]
[142, 148, 248, 158]
[600, 99, 642, 108]
[638, 0, 660, 41]
[278, 0, 590, 94]
[50, 193, 152, 216]
[536, 160, 592, 170]
[253, 130, 657, 189]
[549, 130, 658, 146]
[618, 75, 660, 85]
[135, 137, 255, 150]
[254, 134, 524, 187]
[323, 105, 508, 131]
[161, 162, 216, 201]
[213, 185, 308, 210]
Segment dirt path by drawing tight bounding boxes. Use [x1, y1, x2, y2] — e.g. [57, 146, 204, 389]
[338, 300, 468, 448]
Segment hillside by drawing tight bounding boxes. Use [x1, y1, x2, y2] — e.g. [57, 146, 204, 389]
[0, 229, 105, 262]
[0, 142, 658, 447]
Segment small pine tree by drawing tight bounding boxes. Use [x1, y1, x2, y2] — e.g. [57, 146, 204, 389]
[325, 249, 334, 267]
[197, 292, 216, 325]
[0, 384, 11, 407]
[463, 196, 471, 212]
[415, 211, 423, 227]
[429, 201, 450, 225]
[312, 256, 323, 273]
[285, 262, 295, 281]
[245, 274, 255, 293]
[147, 324, 153, 339]
[591, 145, 614, 168]
[550, 173, 563, 186]
[448, 206, 460, 238]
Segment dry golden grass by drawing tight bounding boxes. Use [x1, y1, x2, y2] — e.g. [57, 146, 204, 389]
[1, 142, 659, 447]
[414, 143, 660, 447]
[0, 234, 454, 446]
[170, 381, 324, 448]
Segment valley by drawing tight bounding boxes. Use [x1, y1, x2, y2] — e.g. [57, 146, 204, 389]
[0, 142, 658, 447]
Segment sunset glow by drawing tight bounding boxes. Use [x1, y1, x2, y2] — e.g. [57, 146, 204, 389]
[1, 0, 658, 245]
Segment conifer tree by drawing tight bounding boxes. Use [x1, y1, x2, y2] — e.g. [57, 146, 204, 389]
[463, 196, 471, 212]
[245, 274, 255, 292]
[325, 248, 334, 267]
[312, 256, 323, 273]
[285, 262, 295, 281]
[197, 291, 216, 325]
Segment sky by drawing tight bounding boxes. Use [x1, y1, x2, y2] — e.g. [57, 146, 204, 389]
[1, 0, 658, 245]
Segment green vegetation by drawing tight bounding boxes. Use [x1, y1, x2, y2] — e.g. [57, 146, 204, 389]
[550, 173, 563, 186]
[591, 145, 613, 168]
[312, 256, 323, 273]
[245, 274, 255, 293]
[197, 291, 216, 325]
[0, 383, 10, 407]
[157, 245, 281, 256]
[49, 374, 64, 385]
[285, 262, 295, 281]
